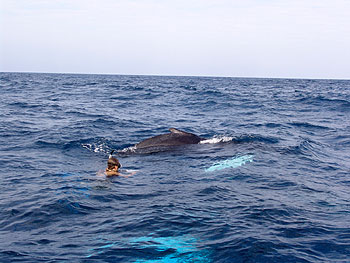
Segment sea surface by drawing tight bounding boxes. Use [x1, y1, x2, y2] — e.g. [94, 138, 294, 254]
[0, 72, 349, 262]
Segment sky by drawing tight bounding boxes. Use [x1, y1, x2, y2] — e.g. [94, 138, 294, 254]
[1, 0, 350, 79]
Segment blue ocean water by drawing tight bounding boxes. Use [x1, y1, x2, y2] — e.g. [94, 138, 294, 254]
[0, 72, 349, 262]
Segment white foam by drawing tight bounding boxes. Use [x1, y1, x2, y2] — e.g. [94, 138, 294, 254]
[119, 145, 137, 153]
[199, 136, 233, 144]
[82, 142, 109, 153]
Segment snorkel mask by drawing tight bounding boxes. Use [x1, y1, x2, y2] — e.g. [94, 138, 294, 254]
[108, 150, 121, 169]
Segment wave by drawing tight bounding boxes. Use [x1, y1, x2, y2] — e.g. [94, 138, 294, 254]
[317, 96, 350, 107]
[295, 95, 350, 111]
[8, 101, 43, 109]
[64, 110, 106, 119]
[232, 134, 279, 144]
[280, 139, 325, 159]
[34, 137, 115, 155]
[288, 121, 330, 130]
[1, 197, 96, 232]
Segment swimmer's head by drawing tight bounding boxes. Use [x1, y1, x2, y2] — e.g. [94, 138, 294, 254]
[107, 151, 121, 170]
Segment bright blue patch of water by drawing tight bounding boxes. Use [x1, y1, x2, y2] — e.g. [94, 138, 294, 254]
[205, 155, 253, 172]
[130, 235, 211, 263]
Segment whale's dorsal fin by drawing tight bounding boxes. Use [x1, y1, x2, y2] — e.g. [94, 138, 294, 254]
[169, 128, 187, 134]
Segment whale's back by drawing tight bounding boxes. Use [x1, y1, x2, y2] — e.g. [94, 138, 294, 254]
[135, 128, 202, 149]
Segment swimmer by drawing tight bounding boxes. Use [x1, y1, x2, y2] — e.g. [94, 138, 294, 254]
[103, 151, 136, 177]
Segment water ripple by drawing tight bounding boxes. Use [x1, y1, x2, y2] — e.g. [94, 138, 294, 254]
[0, 73, 349, 263]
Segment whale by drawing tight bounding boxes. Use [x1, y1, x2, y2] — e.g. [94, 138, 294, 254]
[135, 128, 204, 149]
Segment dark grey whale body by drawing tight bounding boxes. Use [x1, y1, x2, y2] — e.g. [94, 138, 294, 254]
[135, 128, 204, 149]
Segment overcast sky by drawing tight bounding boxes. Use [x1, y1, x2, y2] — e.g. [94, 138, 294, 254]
[1, 0, 350, 79]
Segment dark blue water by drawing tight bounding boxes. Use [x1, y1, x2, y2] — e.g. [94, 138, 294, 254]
[0, 72, 349, 262]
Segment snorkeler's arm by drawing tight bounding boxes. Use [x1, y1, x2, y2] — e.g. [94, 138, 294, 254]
[118, 170, 137, 177]
[104, 169, 136, 177]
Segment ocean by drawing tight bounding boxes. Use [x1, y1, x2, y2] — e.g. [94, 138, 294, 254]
[0, 72, 349, 262]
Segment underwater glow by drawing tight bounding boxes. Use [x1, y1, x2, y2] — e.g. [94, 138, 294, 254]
[130, 235, 211, 263]
[205, 155, 254, 172]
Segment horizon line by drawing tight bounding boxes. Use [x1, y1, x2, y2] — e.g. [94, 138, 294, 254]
[1, 70, 349, 81]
